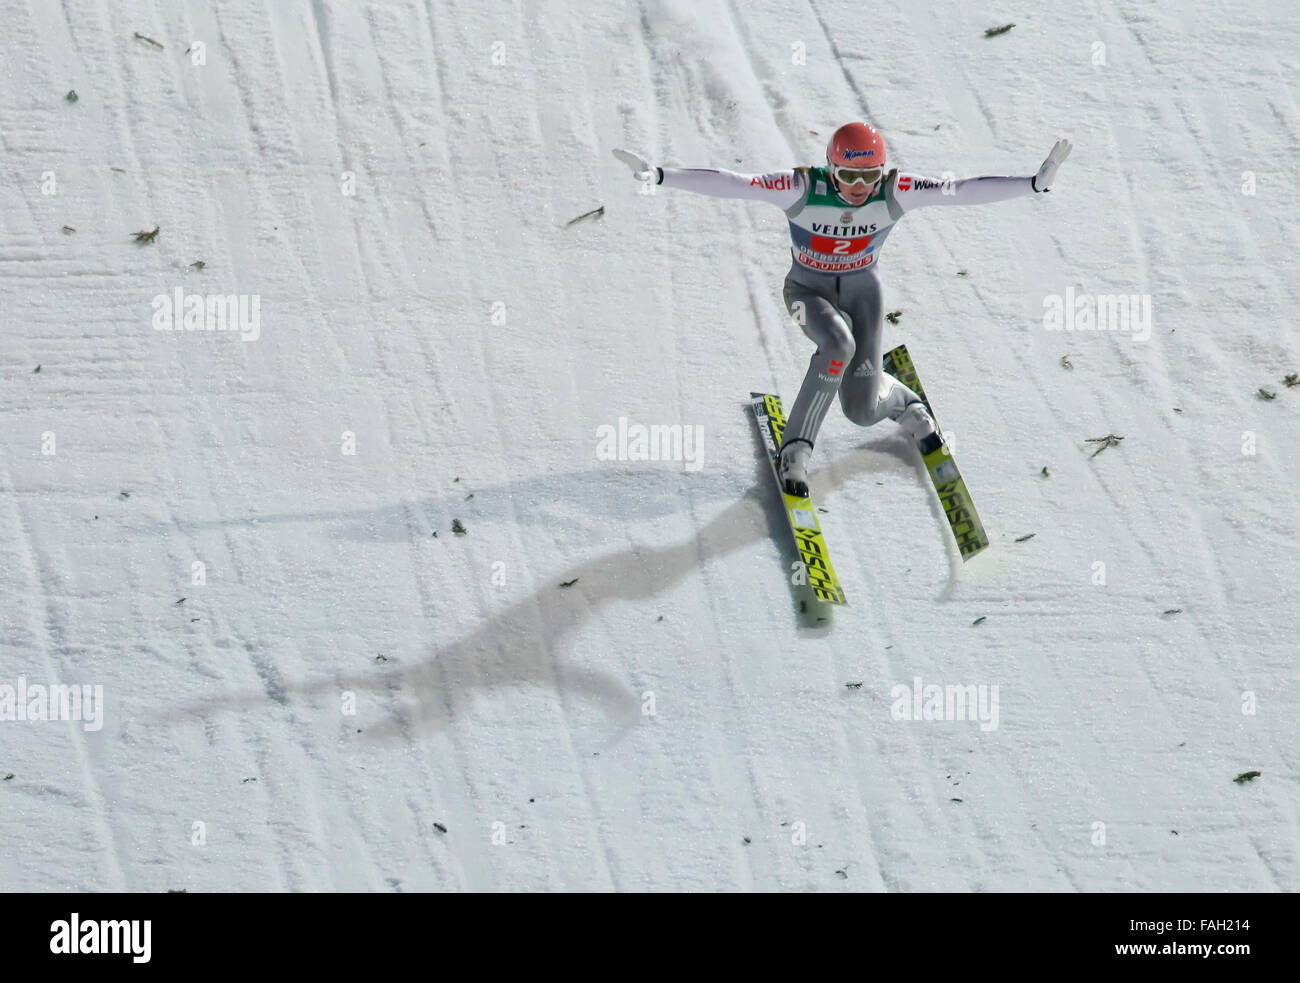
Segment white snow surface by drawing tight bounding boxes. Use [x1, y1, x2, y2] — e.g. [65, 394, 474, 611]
[2, 0, 1298, 892]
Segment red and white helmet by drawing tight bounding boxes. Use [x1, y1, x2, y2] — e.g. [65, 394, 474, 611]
[826, 122, 886, 190]
[827, 121, 886, 169]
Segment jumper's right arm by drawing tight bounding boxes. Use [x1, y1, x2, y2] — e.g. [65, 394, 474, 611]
[658, 166, 804, 209]
[613, 149, 804, 210]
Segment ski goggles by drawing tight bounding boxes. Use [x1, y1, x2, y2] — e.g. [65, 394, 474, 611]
[832, 165, 884, 186]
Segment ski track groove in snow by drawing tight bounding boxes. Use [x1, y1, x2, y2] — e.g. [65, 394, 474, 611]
[1090, 1, 1300, 861]
[0, 458, 128, 890]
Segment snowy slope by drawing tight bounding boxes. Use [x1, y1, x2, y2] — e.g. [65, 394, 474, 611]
[1, 0, 1297, 891]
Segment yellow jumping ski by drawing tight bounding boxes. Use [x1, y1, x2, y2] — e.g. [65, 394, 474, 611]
[750, 392, 848, 604]
[882, 344, 990, 560]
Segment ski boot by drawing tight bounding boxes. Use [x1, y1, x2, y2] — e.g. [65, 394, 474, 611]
[777, 439, 813, 497]
[881, 376, 938, 442]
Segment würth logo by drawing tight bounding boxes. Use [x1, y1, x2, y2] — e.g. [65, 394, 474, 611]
[897, 175, 950, 193]
[827, 360, 844, 376]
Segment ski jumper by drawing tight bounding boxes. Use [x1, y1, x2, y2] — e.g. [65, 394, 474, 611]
[655, 165, 1035, 450]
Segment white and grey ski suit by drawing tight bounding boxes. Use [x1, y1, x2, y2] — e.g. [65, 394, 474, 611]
[654, 164, 1036, 451]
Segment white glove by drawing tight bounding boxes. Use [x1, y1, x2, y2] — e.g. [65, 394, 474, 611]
[612, 148, 657, 183]
[1032, 138, 1072, 192]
